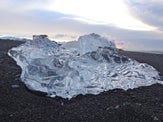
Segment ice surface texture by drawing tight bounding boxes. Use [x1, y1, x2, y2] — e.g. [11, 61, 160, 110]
[8, 33, 162, 99]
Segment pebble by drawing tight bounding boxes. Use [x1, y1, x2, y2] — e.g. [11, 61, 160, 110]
[106, 106, 114, 110]
[122, 102, 130, 106]
[9, 114, 13, 117]
[115, 105, 120, 109]
[61, 102, 64, 106]
[11, 84, 19, 88]
[135, 103, 142, 106]
[153, 116, 159, 121]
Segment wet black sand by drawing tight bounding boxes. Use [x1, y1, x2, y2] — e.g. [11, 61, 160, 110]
[0, 39, 163, 122]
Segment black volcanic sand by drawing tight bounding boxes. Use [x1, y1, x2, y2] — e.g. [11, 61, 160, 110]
[0, 39, 163, 122]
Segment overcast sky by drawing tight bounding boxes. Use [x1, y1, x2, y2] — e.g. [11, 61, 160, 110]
[0, 0, 163, 51]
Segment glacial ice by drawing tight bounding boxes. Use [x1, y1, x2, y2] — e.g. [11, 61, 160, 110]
[8, 33, 162, 99]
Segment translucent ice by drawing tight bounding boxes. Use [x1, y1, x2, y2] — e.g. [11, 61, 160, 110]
[8, 34, 162, 99]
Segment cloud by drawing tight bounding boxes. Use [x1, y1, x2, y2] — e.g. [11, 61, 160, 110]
[126, 0, 163, 31]
[54, 34, 67, 38]
[54, 34, 77, 41]
[0, 8, 163, 51]
[46, 0, 156, 31]
[0, 0, 163, 51]
[0, 8, 75, 35]
[0, 0, 51, 12]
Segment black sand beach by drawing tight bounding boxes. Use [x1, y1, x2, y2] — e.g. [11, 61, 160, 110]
[0, 40, 163, 122]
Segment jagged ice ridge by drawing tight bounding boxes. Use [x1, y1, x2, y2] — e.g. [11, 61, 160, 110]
[8, 33, 162, 99]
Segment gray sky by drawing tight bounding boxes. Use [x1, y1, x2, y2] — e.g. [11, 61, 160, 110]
[0, 0, 163, 51]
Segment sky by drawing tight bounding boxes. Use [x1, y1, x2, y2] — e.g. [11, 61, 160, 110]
[0, 0, 163, 51]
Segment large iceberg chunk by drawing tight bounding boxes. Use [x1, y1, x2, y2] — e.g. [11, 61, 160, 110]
[62, 33, 115, 55]
[8, 34, 162, 99]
